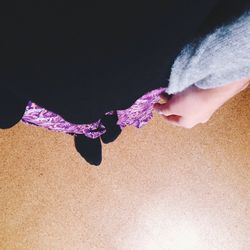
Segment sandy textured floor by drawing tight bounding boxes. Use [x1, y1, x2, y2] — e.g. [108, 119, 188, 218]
[1, 87, 250, 250]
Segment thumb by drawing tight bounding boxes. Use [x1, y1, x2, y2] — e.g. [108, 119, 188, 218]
[153, 102, 173, 116]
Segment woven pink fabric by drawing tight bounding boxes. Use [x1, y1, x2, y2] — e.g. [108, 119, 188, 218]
[21, 87, 166, 139]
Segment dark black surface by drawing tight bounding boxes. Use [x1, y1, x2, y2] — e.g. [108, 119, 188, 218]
[196, 0, 250, 38]
[74, 135, 102, 166]
[0, 87, 28, 128]
[100, 113, 122, 144]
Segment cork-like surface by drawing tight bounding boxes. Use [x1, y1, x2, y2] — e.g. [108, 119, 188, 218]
[1, 88, 250, 250]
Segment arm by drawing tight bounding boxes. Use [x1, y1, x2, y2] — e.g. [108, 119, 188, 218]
[153, 8, 250, 128]
[154, 77, 249, 128]
[166, 10, 250, 95]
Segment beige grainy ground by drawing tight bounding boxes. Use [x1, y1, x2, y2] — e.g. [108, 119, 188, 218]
[0, 87, 250, 250]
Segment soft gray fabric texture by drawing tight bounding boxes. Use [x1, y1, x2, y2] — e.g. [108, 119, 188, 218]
[166, 11, 250, 94]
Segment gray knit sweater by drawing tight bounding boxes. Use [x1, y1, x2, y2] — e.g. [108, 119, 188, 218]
[166, 10, 250, 94]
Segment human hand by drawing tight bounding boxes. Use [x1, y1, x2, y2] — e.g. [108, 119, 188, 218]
[153, 77, 250, 128]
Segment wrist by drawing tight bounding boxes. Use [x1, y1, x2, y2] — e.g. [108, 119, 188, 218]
[202, 76, 250, 101]
[191, 76, 250, 111]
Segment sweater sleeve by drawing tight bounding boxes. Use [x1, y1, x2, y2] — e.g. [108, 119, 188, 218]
[165, 10, 250, 95]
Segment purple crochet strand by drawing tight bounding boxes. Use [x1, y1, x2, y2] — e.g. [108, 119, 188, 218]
[21, 87, 166, 139]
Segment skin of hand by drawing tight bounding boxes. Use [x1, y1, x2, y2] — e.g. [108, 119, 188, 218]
[153, 77, 250, 129]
